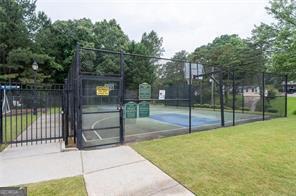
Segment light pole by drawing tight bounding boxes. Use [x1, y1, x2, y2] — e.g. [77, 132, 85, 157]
[32, 60, 38, 115]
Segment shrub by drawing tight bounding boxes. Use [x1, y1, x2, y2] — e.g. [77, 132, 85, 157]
[238, 107, 250, 111]
[267, 108, 278, 113]
[293, 110, 296, 115]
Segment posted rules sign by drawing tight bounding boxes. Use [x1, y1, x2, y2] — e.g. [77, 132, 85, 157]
[96, 86, 109, 96]
[139, 83, 151, 100]
[125, 102, 137, 118]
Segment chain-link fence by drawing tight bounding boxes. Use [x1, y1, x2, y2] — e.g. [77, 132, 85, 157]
[63, 45, 288, 149]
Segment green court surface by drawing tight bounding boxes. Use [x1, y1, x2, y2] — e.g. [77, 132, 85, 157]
[81, 104, 262, 146]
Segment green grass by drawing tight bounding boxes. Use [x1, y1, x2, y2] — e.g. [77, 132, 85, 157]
[0, 114, 37, 151]
[26, 176, 87, 196]
[287, 96, 296, 115]
[132, 97, 296, 195]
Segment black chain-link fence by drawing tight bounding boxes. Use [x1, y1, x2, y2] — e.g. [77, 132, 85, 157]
[63, 45, 288, 149]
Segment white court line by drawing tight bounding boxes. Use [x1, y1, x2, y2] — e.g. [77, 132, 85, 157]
[81, 115, 117, 142]
[94, 131, 103, 140]
[91, 116, 116, 129]
[82, 131, 102, 142]
[82, 133, 87, 142]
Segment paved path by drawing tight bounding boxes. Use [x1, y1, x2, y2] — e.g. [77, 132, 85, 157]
[0, 143, 194, 196]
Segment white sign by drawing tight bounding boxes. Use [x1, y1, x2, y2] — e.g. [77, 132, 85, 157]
[159, 90, 166, 100]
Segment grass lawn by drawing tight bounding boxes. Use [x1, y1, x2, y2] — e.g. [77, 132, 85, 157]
[132, 97, 296, 195]
[25, 176, 87, 196]
[0, 114, 37, 151]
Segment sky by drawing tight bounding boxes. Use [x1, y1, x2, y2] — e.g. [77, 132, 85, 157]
[36, 0, 274, 58]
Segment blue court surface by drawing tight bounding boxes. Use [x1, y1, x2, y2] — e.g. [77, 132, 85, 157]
[150, 113, 220, 127]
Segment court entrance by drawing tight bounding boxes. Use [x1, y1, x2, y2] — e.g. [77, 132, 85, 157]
[80, 77, 123, 147]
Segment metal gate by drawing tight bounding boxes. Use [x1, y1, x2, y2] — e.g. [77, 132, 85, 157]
[79, 76, 123, 148]
[64, 46, 125, 149]
[0, 83, 64, 147]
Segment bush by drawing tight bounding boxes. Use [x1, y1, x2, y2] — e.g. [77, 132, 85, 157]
[238, 107, 250, 111]
[293, 110, 296, 115]
[194, 104, 219, 109]
[267, 108, 278, 113]
[193, 104, 235, 111]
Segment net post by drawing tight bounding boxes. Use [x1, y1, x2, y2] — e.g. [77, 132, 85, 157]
[219, 69, 225, 127]
[188, 62, 192, 134]
[120, 50, 125, 144]
[262, 72, 265, 121]
[285, 74, 288, 117]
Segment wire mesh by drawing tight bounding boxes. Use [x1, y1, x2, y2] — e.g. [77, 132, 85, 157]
[62, 46, 288, 149]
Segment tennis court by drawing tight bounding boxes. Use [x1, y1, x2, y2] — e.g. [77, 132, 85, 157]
[61, 46, 287, 149]
[81, 104, 262, 147]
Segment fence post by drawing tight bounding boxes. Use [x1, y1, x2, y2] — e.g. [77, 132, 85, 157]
[262, 72, 265, 121]
[0, 86, 3, 144]
[63, 79, 68, 145]
[241, 81, 244, 113]
[232, 70, 235, 126]
[120, 50, 125, 143]
[75, 43, 82, 149]
[219, 69, 225, 126]
[285, 74, 288, 117]
[189, 62, 192, 133]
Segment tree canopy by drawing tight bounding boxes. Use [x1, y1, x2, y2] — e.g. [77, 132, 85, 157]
[251, 0, 296, 79]
[1, 0, 295, 85]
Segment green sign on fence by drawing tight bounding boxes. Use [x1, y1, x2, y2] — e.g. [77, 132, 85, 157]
[139, 83, 151, 100]
[125, 102, 137, 118]
[139, 101, 150, 117]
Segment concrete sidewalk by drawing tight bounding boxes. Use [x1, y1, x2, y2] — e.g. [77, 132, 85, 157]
[0, 143, 194, 196]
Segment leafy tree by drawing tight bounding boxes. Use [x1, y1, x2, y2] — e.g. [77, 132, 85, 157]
[93, 19, 129, 50]
[192, 34, 265, 74]
[0, 0, 58, 83]
[141, 30, 164, 57]
[1, 48, 62, 83]
[252, 0, 296, 79]
[159, 50, 188, 85]
[0, 0, 30, 63]
[124, 31, 164, 90]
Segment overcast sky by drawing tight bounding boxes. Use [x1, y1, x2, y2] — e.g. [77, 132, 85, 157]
[36, 0, 274, 57]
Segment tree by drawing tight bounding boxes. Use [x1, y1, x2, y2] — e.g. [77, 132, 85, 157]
[159, 50, 188, 85]
[191, 34, 265, 74]
[93, 19, 129, 50]
[0, 0, 30, 63]
[123, 31, 164, 90]
[0, 0, 57, 83]
[252, 0, 296, 79]
[141, 31, 164, 57]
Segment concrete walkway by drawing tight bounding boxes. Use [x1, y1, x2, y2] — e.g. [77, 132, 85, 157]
[0, 143, 194, 196]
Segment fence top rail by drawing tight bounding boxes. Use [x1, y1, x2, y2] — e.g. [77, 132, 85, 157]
[80, 47, 188, 63]
[0, 82, 64, 90]
[79, 47, 288, 77]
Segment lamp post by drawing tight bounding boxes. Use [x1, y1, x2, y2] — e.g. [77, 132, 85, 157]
[32, 60, 38, 115]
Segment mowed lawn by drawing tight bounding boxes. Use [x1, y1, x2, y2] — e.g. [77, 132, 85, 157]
[132, 97, 296, 195]
[26, 176, 87, 196]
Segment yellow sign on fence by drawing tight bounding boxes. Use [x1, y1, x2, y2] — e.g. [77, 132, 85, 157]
[96, 86, 110, 96]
